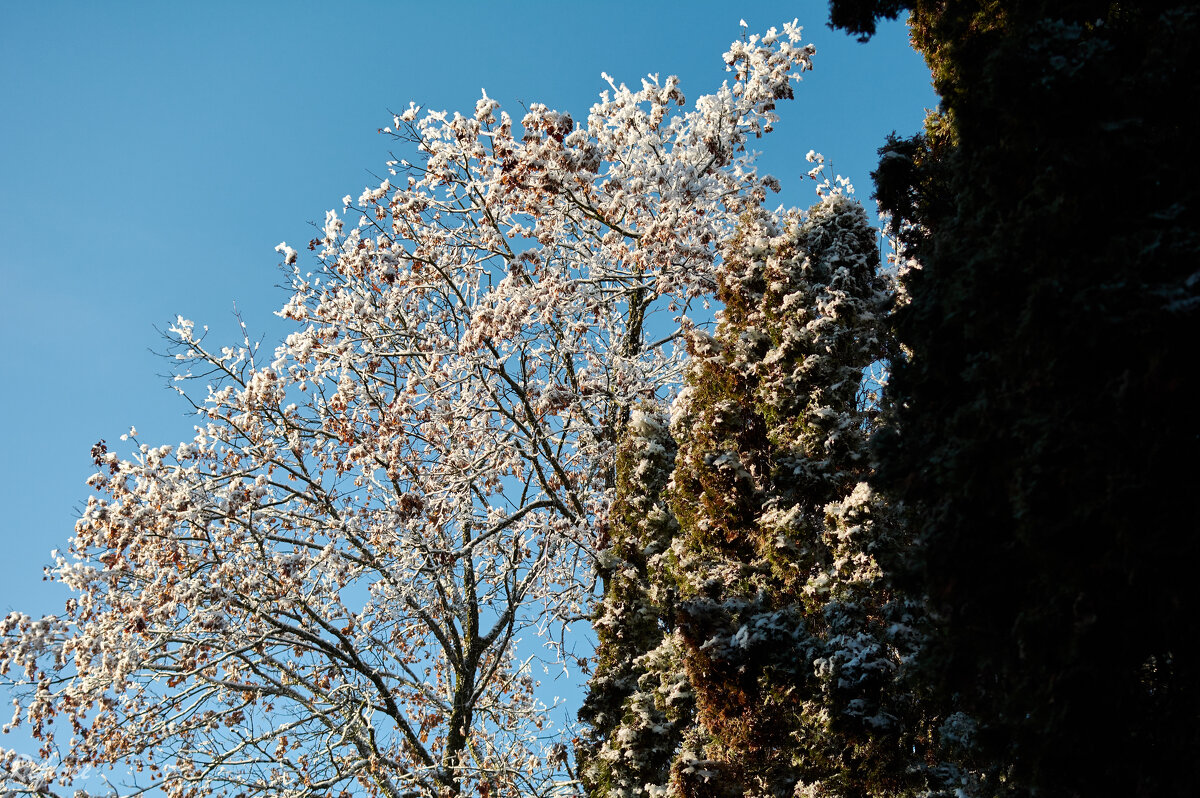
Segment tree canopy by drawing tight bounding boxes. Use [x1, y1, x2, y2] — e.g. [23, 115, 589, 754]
[0, 22, 818, 798]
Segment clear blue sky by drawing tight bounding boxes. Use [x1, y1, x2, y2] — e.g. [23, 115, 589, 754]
[0, 0, 933, 680]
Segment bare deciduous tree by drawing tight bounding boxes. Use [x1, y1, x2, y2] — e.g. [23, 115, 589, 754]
[1, 23, 816, 798]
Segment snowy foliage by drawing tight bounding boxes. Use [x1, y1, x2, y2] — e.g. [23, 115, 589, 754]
[577, 408, 692, 798]
[656, 196, 941, 797]
[0, 23, 817, 798]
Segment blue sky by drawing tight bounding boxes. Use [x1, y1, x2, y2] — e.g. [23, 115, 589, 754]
[0, 0, 932, 716]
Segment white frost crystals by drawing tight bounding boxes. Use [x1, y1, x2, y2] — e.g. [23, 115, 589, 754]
[275, 241, 299, 265]
[1, 22, 817, 798]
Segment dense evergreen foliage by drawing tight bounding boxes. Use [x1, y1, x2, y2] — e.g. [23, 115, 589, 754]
[833, 1, 1200, 795]
[581, 195, 953, 797]
[577, 409, 692, 798]
[666, 196, 919, 798]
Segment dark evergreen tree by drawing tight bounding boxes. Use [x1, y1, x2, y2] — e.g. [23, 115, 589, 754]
[830, 2, 1200, 795]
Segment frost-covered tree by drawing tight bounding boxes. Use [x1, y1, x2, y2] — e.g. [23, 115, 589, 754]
[662, 190, 937, 798]
[576, 407, 693, 798]
[0, 24, 819, 798]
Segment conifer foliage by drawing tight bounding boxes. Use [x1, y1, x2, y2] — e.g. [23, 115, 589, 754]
[666, 193, 926, 798]
[576, 409, 692, 798]
[578, 190, 938, 797]
[833, 1, 1200, 795]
